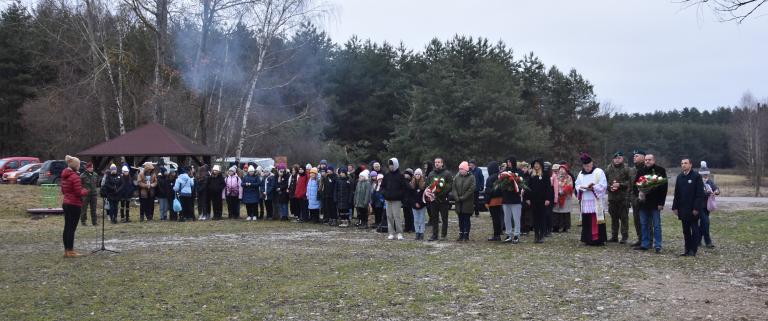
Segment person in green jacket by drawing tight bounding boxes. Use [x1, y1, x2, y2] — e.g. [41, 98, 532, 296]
[605, 151, 631, 243]
[79, 162, 100, 226]
[354, 169, 373, 228]
[452, 161, 476, 242]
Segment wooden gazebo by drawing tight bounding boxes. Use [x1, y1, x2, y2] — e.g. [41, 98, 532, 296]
[77, 122, 216, 171]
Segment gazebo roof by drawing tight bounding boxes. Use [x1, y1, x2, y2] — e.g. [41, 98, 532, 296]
[78, 122, 215, 157]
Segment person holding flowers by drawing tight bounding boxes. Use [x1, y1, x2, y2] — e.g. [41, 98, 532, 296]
[426, 157, 453, 241]
[633, 154, 668, 253]
[575, 153, 608, 246]
[552, 164, 574, 233]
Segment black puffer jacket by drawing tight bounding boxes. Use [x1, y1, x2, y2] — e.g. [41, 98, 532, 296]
[334, 176, 354, 210]
[381, 158, 409, 201]
[484, 161, 501, 204]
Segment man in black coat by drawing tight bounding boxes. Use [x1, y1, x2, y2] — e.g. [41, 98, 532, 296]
[634, 154, 668, 253]
[672, 158, 706, 257]
[381, 158, 409, 240]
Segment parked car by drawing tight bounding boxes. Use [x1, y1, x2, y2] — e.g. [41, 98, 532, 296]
[37, 160, 67, 185]
[2, 163, 41, 184]
[18, 168, 40, 185]
[0, 157, 41, 176]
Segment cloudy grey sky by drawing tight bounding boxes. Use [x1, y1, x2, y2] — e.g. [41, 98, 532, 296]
[323, 0, 767, 113]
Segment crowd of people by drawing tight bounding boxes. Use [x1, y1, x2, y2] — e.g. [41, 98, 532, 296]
[57, 150, 720, 258]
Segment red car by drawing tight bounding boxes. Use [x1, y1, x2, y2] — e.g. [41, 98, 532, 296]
[0, 157, 41, 176]
[2, 163, 42, 184]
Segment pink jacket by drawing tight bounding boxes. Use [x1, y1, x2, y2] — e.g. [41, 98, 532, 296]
[223, 175, 243, 199]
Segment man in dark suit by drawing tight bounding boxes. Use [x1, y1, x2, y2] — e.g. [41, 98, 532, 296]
[672, 158, 706, 257]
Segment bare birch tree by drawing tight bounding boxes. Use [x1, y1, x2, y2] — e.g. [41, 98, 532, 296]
[233, 0, 318, 162]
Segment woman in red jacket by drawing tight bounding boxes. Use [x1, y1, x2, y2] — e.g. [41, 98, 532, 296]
[294, 165, 310, 222]
[61, 155, 88, 257]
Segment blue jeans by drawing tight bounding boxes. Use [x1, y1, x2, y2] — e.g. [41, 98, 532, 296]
[699, 208, 712, 245]
[279, 202, 289, 218]
[158, 198, 169, 220]
[639, 208, 662, 250]
[413, 207, 427, 233]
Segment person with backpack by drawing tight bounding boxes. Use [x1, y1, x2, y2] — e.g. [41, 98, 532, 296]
[223, 166, 243, 219]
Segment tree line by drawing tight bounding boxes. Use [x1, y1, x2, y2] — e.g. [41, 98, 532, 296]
[1, 0, 766, 184]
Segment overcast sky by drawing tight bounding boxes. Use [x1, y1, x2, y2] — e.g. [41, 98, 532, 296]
[323, 0, 768, 113]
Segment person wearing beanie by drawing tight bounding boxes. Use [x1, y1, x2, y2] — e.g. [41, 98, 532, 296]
[334, 167, 354, 227]
[60, 155, 89, 257]
[307, 166, 322, 222]
[483, 161, 503, 241]
[634, 153, 668, 253]
[425, 157, 454, 241]
[629, 149, 648, 247]
[223, 166, 243, 219]
[275, 165, 290, 221]
[155, 166, 171, 221]
[294, 166, 310, 222]
[354, 169, 373, 228]
[525, 159, 554, 243]
[451, 161, 476, 242]
[371, 172, 386, 232]
[137, 162, 158, 222]
[321, 166, 338, 225]
[101, 163, 123, 224]
[381, 158, 409, 240]
[552, 164, 574, 233]
[194, 165, 210, 221]
[605, 151, 631, 244]
[501, 156, 524, 244]
[117, 164, 135, 223]
[698, 161, 718, 248]
[174, 166, 196, 221]
[259, 166, 277, 220]
[242, 165, 262, 221]
[79, 162, 99, 226]
[576, 152, 608, 246]
[409, 168, 428, 240]
[207, 165, 226, 220]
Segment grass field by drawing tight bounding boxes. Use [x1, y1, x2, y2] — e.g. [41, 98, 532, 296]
[1, 185, 767, 320]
